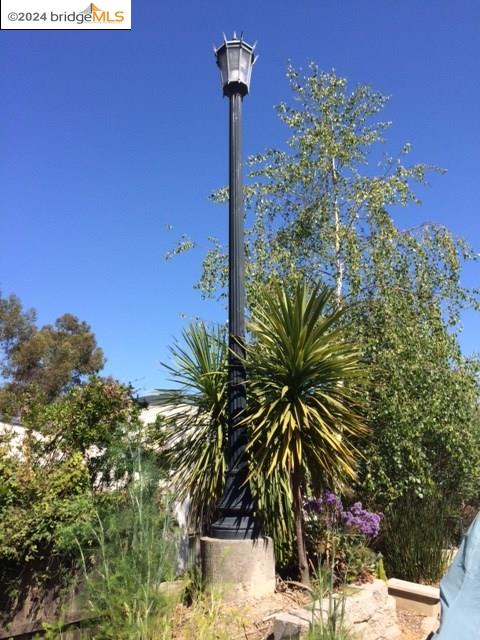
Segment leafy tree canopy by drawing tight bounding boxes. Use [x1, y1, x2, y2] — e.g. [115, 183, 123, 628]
[195, 64, 478, 316]
[0, 291, 104, 418]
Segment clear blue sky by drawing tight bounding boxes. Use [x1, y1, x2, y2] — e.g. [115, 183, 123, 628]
[1, 0, 479, 393]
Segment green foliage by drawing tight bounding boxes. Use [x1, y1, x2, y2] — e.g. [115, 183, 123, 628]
[0, 376, 143, 599]
[375, 554, 387, 582]
[160, 323, 228, 529]
[0, 291, 104, 418]
[246, 283, 366, 484]
[307, 556, 352, 640]
[381, 491, 458, 583]
[158, 322, 293, 557]
[250, 464, 295, 568]
[0, 291, 36, 356]
[178, 590, 248, 640]
[246, 283, 366, 583]
[307, 624, 352, 640]
[26, 376, 142, 487]
[160, 285, 366, 582]
[356, 294, 480, 506]
[172, 63, 480, 513]
[306, 527, 376, 588]
[77, 452, 179, 640]
[0, 442, 94, 568]
[303, 495, 378, 587]
[198, 64, 452, 308]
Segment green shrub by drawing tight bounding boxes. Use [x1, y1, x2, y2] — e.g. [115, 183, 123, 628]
[0, 376, 146, 609]
[0, 441, 94, 584]
[381, 491, 458, 583]
[77, 452, 180, 640]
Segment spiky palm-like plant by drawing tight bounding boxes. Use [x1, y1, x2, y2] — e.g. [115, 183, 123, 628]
[160, 323, 228, 531]
[159, 323, 295, 557]
[246, 283, 367, 584]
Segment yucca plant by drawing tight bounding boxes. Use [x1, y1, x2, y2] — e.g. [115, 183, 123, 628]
[160, 322, 228, 530]
[159, 322, 295, 559]
[159, 284, 366, 581]
[245, 283, 367, 584]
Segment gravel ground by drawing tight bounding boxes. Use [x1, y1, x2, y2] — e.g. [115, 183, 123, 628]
[398, 610, 437, 640]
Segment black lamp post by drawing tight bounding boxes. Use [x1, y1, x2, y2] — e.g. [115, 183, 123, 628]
[210, 34, 260, 540]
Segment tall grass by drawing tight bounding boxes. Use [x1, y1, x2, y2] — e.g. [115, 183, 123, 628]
[76, 447, 180, 639]
[307, 531, 353, 640]
[381, 491, 458, 584]
[307, 572, 352, 640]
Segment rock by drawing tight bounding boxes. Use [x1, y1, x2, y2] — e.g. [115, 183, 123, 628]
[383, 626, 402, 640]
[156, 580, 185, 600]
[272, 611, 310, 639]
[343, 581, 401, 640]
[268, 580, 401, 640]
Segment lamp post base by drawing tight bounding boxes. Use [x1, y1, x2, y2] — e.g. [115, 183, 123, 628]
[210, 461, 261, 540]
[201, 536, 275, 601]
[210, 514, 261, 540]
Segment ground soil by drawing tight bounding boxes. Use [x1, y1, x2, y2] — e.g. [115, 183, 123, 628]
[398, 610, 433, 640]
[172, 587, 310, 639]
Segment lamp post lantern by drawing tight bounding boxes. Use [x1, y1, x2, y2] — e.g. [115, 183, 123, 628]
[210, 34, 260, 540]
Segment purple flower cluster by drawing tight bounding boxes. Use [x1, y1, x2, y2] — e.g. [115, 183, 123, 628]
[342, 501, 383, 538]
[304, 489, 342, 514]
[304, 490, 383, 539]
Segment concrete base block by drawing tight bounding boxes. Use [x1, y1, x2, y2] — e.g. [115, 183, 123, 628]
[388, 578, 440, 616]
[200, 536, 275, 601]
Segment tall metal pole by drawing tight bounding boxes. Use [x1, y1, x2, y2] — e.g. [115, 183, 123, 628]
[211, 51, 260, 541]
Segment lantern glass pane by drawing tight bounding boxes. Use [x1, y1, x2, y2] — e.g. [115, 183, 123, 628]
[228, 45, 241, 82]
[239, 48, 251, 85]
[217, 49, 228, 86]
